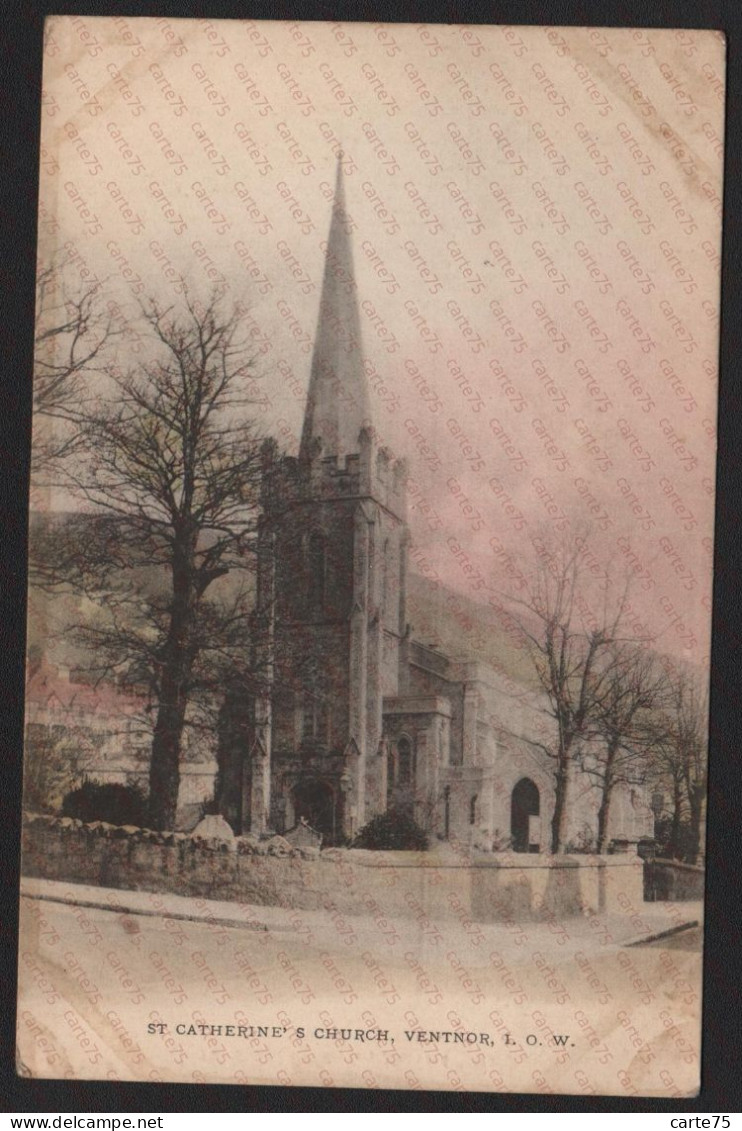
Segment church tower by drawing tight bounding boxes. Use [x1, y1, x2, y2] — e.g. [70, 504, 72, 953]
[249, 161, 410, 843]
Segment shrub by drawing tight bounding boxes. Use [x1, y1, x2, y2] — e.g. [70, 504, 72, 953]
[352, 808, 429, 851]
[61, 780, 148, 827]
[23, 728, 99, 814]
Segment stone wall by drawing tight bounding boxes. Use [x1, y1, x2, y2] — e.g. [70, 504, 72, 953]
[21, 813, 645, 922]
[644, 858, 705, 902]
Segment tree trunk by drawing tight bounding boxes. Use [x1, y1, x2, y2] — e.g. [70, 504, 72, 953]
[596, 787, 612, 854]
[550, 760, 569, 853]
[148, 551, 195, 830]
[596, 742, 618, 854]
[668, 778, 683, 860]
[149, 686, 188, 830]
[687, 783, 705, 865]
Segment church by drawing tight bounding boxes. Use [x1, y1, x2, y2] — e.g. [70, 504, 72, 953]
[216, 165, 653, 853]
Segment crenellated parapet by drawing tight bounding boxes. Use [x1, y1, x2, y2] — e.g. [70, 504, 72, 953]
[260, 427, 407, 523]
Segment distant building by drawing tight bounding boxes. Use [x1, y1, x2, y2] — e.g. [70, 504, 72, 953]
[25, 168, 652, 850]
[216, 165, 653, 851]
[24, 659, 148, 804]
[24, 660, 215, 823]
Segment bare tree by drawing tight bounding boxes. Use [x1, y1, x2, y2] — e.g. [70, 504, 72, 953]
[675, 673, 708, 865]
[23, 722, 103, 814]
[505, 530, 642, 853]
[582, 644, 670, 853]
[36, 289, 267, 830]
[32, 253, 116, 479]
[650, 665, 708, 863]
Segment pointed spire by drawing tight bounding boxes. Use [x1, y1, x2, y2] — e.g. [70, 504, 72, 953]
[300, 156, 370, 462]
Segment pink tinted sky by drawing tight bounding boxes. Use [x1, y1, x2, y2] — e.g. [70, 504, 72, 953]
[35, 19, 724, 666]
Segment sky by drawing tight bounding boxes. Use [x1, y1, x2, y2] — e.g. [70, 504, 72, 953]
[34, 18, 725, 668]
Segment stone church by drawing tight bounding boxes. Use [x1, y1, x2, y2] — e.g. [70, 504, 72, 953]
[216, 165, 653, 852]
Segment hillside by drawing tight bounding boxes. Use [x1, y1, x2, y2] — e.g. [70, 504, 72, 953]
[26, 524, 536, 694]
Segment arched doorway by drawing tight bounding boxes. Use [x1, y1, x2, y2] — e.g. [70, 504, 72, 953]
[511, 778, 540, 853]
[292, 778, 338, 845]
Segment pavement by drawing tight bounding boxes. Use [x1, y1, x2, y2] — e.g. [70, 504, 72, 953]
[19, 875, 702, 960]
[17, 876, 704, 1093]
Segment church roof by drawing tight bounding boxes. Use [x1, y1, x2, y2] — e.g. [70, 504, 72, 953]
[300, 158, 370, 462]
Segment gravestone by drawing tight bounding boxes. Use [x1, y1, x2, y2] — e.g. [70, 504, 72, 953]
[284, 817, 323, 850]
[190, 814, 236, 847]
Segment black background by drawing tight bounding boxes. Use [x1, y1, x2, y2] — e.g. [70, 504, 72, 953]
[2, 0, 740, 1114]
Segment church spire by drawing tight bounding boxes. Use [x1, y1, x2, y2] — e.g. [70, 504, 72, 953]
[300, 157, 370, 462]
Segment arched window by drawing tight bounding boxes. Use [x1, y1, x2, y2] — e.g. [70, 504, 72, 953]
[321, 701, 332, 746]
[301, 690, 315, 743]
[398, 549, 406, 633]
[300, 690, 330, 750]
[387, 736, 415, 788]
[397, 736, 413, 785]
[308, 533, 325, 612]
[382, 539, 390, 614]
[386, 743, 396, 795]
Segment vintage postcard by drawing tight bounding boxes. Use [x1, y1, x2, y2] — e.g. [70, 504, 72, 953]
[18, 19, 723, 1096]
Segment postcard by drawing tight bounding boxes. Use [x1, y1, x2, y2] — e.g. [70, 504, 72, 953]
[18, 19, 723, 1096]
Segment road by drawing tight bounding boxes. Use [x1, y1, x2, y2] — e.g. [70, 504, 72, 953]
[17, 892, 703, 1095]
